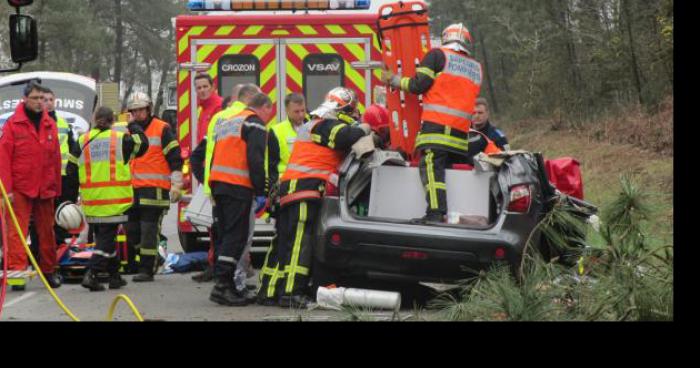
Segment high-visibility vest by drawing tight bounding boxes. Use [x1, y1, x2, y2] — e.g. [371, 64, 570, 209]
[78, 129, 133, 218]
[204, 101, 247, 196]
[208, 110, 257, 189]
[281, 119, 345, 183]
[422, 47, 483, 133]
[131, 118, 173, 190]
[56, 117, 71, 176]
[112, 121, 129, 134]
[270, 119, 298, 177]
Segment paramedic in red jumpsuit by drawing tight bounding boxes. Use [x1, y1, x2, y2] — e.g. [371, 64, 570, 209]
[0, 82, 63, 289]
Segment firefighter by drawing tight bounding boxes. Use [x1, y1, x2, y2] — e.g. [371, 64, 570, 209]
[43, 89, 80, 248]
[190, 83, 261, 284]
[207, 93, 273, 306]
[0, 82, 63, 289]
[68, 107, 149, 291]
[256, 92, 308, 306]
[195, 73, 223, 144]
[382, 23, 483, 223]
[272, 87, 372, 308]
[125, 92, 183, 282]
[362, 104, 391, 149]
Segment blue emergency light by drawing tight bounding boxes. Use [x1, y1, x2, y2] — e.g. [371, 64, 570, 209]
[187, 0, 371, 11]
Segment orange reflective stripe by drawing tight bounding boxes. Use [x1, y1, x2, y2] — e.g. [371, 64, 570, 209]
[81, 180, 132, 189]
[110, 132, 117, 182]
[82, 198, 133, 206]
[280, 190, 321, 207]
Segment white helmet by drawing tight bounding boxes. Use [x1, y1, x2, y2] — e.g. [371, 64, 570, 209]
[127, 92, 152, 111]
[442, 23, 472, 54]
[55, 202, 85, 231]
[310, 87, 358, 120]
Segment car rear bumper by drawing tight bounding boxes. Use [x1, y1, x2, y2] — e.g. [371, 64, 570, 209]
[315, 198, 540, 283]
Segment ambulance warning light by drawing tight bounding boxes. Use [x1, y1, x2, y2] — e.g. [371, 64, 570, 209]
[187, 0, 371, 12]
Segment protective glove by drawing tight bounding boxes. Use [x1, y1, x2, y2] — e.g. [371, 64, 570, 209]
[254, 195, 267, 215]
[170, 171, 184, 203]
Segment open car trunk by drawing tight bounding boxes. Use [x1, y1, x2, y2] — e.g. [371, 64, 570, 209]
[341, 150, 505, 229]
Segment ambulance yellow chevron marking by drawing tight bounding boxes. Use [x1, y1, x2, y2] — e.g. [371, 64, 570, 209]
[178, 26, 206, 56]
[297, 25, 318, 35]
[243, 25, 264, 36]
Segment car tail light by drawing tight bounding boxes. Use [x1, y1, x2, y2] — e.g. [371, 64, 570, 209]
[494, 247, 506, 260]
[330, 233, 342, 247]
[325, 173, 339, 197]
[401, 251, 428, 260]
[508, 185, 531, 213]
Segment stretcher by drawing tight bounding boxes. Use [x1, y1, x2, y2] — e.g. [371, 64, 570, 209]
[377, 1, 432, 158]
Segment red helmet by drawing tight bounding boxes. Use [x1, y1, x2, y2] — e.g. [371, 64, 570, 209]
[362, 104, 390, 132]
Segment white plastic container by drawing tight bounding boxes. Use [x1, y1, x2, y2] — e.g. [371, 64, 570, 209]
[316, 287, 401, 311]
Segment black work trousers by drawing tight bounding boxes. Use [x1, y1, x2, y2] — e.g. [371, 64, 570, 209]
[88, 223, 121, 274]
[418, 148, 469, 217]
[212, 194, 252, 280]
[276, 200, 320, 298]
[125, 205, 167, 275]
[258, 218, 283, 299]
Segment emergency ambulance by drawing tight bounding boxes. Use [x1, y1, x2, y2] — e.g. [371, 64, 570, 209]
[174, 0, 384, 253]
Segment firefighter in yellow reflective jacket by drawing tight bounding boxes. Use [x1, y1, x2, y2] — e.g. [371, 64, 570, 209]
[382, 23, 483, 222]
[269, 87, 371, 308]
[66, 107, 149, 291]
[125, 92, 183, 282]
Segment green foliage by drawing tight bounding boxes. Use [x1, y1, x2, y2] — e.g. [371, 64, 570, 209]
[433, 176, 673, 321]
[15, 0, 187, 106]
[428, 0, 674, 121]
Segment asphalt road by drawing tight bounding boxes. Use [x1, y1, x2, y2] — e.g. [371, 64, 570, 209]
[1, 204, 434, 322]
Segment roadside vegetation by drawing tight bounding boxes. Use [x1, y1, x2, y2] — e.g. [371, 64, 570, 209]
[424, 98, 674, 322]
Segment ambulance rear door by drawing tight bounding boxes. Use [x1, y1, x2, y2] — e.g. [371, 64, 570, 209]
[189, 38, 279, 151]
[280, 37, 373, 118]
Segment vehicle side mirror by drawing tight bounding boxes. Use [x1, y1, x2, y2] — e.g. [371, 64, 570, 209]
[9, 14, 38, 64]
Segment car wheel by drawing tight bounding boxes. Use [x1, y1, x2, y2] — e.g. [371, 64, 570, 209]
[178, 230, 208, 253]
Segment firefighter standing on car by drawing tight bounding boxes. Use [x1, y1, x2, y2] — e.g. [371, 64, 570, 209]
[207, 93, 272, 306]
[125, 92, 183, 282]
[66, 107, 149, 291]
[269, 87, 371, 308]
[0, 82, 63, 289]
[382, 23, 483, 223]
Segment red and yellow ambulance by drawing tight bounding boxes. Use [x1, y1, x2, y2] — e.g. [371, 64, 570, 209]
[174, 0, 383, 251]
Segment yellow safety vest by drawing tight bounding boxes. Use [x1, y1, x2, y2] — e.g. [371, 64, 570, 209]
[56, 117, 71, 176]
[204, 100, 246, 196]
[112, 121, 129, 134]
[77, 129, 134, 219]
[269, 119, 298, 177]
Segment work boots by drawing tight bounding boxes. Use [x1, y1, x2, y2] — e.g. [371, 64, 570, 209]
[210, 279, 249, 307]
[132, 255, 155, 282]
[81, 269, 106, 292]
[109, 273, 128, 289]
[45, 273, 62, 289]
[191, 266, 214, 283]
